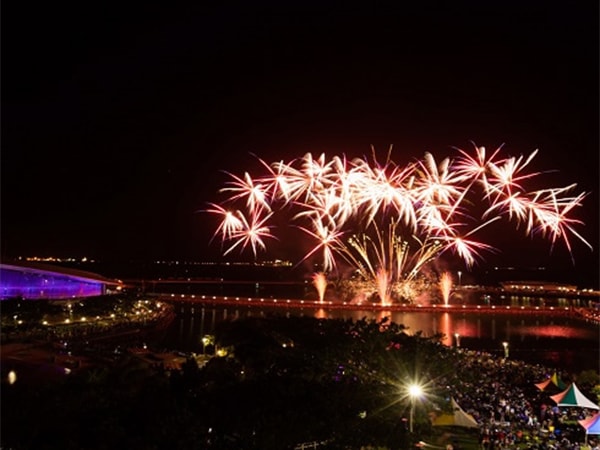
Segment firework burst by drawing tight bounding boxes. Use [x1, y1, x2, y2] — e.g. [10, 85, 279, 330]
[205, 143, 591, 303]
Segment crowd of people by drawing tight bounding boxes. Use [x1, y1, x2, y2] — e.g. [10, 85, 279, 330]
[433, 348, 599, 450]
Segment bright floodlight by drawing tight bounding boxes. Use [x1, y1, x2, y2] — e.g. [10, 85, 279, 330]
[408, 383, 423, 398]
[408, 383, 423, 433]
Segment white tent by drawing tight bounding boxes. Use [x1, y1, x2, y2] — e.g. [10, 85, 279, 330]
[550, 383, 599, 410]
[431, 398, 479, 429]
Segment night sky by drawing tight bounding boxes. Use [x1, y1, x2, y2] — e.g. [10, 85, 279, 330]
[2, 2, 598, 286]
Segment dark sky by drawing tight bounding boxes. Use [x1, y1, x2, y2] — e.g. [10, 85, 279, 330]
[2, 2, 598, 286]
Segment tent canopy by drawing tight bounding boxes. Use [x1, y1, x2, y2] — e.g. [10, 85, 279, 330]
[431, 398, 479, 429]
[535, 379, 553, 391]
[535, 373, 567, 391]
[579, 412, 600, 435]
[551, 372, 567, 390]
[551, 383, 600, 410]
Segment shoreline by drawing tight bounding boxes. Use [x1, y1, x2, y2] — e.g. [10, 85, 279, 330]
[2, 295, 598, 384]
[156, 293, 600, 323]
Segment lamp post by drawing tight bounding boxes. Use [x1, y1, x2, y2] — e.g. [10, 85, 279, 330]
[457, 271, 462, 287]
[202, 336, 210, 355]
[408, 384, 423, 433]
[454, 333, 460, 347]
[502, 341, 509, 359]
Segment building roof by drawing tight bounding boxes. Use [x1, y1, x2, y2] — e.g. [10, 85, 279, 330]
[0, 261, 122, 286]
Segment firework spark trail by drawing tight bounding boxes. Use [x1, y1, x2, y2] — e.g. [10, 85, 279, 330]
[220, 171, 271, 214]
[312, 272, 328, 302]
[295, 217, 342, 271]
[376, 268, 391, 305]
[415, 152, 467, 205]
[439, 272, 453, 306]
[206, 143, 591, 301]
[205, 203, 244, 242]
[221, 210, 275, 256]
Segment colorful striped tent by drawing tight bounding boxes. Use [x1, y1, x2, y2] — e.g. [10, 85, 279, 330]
[579, 412, 600, 434]
[550, 383, 599, 410]
[535, 372, 567, 391]
[578, 412, 600, 444]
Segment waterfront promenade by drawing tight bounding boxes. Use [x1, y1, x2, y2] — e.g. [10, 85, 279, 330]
[154, 292, 600, 323]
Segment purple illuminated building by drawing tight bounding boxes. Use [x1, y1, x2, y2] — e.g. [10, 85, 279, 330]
[0, 262, 122, 300]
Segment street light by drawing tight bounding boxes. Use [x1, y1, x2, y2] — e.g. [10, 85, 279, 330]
[408, 384, 423, 433]
[457, 271, 462, 287]
[502, 341, 509, 358]
[202, 336, 210, 355]
[454, 333, 460, 347]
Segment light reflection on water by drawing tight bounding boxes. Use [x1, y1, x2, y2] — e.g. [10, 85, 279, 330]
[162, 303, 599, 374]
